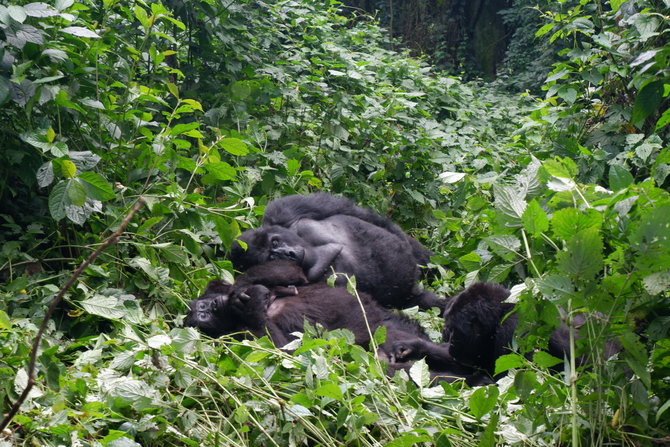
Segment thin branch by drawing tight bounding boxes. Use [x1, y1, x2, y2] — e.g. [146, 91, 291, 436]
[0, 198, 145, 432]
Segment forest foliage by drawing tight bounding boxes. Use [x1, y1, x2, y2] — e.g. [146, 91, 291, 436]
[0, 0, 669, 445]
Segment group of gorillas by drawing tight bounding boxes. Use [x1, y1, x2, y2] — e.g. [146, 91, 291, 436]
[185, 193, 602, 386]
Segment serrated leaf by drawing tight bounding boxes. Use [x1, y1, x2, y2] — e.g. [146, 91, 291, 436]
[551, 208, 602, 241]
[65, 203, 91, 225]
[522, 199, 549, 236]
[537, 274, 574, 300]
[61, 26, 100, 38]
[80, 294, 126, 319]
[642, 270, 670, 295]
[632, 80, 664, 128]
[609, 165, 634, 191]
[78, 171, 115, 201]
[556, 227, 604, 279]
[61, 160, 76, 178]
[486, 235, 521, 259]
[147, 334, 172, 349]
[220, 137, 248, 156]
[48, 181, 68, 221]
[494, 184, 526, 226]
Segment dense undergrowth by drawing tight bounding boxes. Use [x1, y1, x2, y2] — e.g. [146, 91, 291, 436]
[0, 0, 669, 445]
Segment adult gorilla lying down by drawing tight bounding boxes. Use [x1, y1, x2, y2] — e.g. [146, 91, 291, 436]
[391, 282, 619, 379]
[185, 260, 485, 385]
[231, 193, 443, 310]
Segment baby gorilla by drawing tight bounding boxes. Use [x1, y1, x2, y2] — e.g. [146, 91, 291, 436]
[185, 260, 482, 384]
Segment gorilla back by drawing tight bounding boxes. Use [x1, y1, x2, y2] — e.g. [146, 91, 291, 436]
[231, 194, 443, 310]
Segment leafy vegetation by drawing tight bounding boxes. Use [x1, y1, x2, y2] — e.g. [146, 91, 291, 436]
[1, 0, 669, 445]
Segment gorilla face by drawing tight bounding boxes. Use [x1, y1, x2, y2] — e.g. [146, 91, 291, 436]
[231, 226, 308, 270]
[184, 280, 272, 338]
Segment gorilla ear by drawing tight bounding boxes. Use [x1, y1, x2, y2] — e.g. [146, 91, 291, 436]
[204, 280, 232, 295]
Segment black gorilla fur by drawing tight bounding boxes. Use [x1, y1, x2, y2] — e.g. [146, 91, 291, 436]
[230, 193, 443, 310]
[184, 260, 484, 384]
[393, 282, 617, 378]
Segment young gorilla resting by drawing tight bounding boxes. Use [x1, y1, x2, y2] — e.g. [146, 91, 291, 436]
[230, 193, 443, 311]
[185, 260, 485, 384]
[393, 282, 617, 379]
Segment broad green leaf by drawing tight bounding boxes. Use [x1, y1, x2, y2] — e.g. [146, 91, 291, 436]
[642, 270, 670, 295]
[46, 127, 56, 143]
[486, 235, 521, 260]
[522, 199, 549, 236]
[535, 22, 556, 37]
[170, 122, 199, 136]
[48, 181, 68, 221]
[656, 108, 670, 131]
[556, 227, 604, 279]
[220, 137, 248, 156]
[632, 80, 664, 128]
[203, 161, 236, 181]
[36, 162, 54, 187]
[543, 157, 578, 179]
[78, 171, 115, 201]
[610, 0, 625, 11]
[0, 310, 11, 329]
[8, 5, 27, 23]
[458, 251, 482, 270]
[409, 359, 430, 388]
[231, 81, 252, 99]
[609, 165, 634, 191]
[468, 386, 499, 419]
[551, 208, 602, 241]
[533, 351, 563, 368]
[537, 274, 574, 300]
[167, 82, 179, 98]
[106, 378, 156, 411]
[134, 5, 149, 28]
[80, 294, 126, 319]
[315, 382, 343, 400]
[494, 353, 524, 375]
[60, 26, 100, 38]
[66, 178, 86, 206]
[24, 3, 58, 17]
[61, 160, 76, 178]
[631, 204, 670, 272]
[494, 184, 526, 226]
[439, 171, 466, 183]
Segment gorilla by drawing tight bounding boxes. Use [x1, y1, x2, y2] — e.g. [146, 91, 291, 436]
[184, 260, 484, 384]
[392, 282, 618, 378]
[230, 193, 443, 310]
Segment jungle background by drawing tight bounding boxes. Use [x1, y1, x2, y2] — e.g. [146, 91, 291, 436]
[1, 0, 669, 445]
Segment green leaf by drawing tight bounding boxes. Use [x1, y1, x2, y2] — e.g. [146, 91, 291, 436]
[48, 181, 68, 221]
[36, 162, 54, 187]
[167, 82, 179, 98]
[78, 171, 115, 201]
[631, 204, 670, 272]
[61, 160, 77, 178]
[486, 235, 521, 260]
[532, 351, 563, 368]
[0, 310, 11, 329]
[513, 370, 538, 400]
[203, 161, 236, 182]
[458, 251, 482, 270]
[655, 108, 670, 131]
[494, 184, 526, 226]
[535, 22, 556, 37]
[409, 359, 430, 388]
[551, 208, 602, 241]
[632, 80, 664, 128]
[522, 199, 549, 236]
[60, 26, 100, 38]
[609, 165, 634, 191]
[315, 382, 343, 400]
[8, 5, 27, 23]
[220, 137, 248, 156]
[66, 178, 87, 206]
[170, 122, 199, 136]
[543, 157, 578, 179]
[556, 227, 604, 279]
[468, 386, 499, 419]
[619, 332, 650, 388]
[494, 353, 524, 376]
[384, 433, 431, 447]
[80, 294, 126, 319]
[0, 76, 9, 105]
